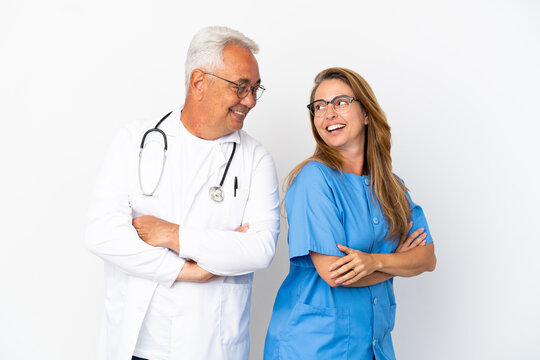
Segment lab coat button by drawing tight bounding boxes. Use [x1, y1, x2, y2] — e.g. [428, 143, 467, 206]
[364, 178, 369, 186]
[372, 217, 379, 225]
[373, 339, 377, 346]
[373, 297, 378, 305]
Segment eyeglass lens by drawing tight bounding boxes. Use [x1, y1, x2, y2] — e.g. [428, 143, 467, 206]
[311, 96, 353, 116]
[237, 84, 264, 100]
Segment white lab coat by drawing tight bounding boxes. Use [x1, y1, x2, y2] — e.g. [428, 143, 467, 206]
[85, 110, 280, 360]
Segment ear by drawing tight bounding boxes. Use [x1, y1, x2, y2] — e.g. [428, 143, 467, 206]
[363, 112, 369, 125]
[189, 69, 206, 101]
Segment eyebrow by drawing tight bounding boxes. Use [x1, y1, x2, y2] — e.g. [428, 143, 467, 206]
[237, 77, 261, 85]
[313, 94, 353, 102]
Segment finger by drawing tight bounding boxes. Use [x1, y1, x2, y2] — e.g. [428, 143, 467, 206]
[401, 221, 413, 242]
[396, 244, 409, 253]
[334, 268, 358, 285]
[410, 233, 428, 248]
[406, 228, 425, 245]
[329, 253, 355, 272]
[408, 235, 423, 248]
[235, 224, 248, 232]
[343, 270, 367, 285]
[336, 244, 351, 254]
[409, 227, 425, 240]
[329, 255, 358, 278]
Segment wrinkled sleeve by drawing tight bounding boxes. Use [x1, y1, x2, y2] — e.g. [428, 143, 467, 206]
[406, 191, 434, 245]
[85, 127, 184, 287]
[178, 150, 280, 276]
[286, 163, 346, 267]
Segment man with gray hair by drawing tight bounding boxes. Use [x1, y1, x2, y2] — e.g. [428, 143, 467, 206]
[86, 26, 280, 360]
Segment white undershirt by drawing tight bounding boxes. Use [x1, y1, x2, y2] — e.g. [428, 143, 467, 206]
[133, 120, 217, 360]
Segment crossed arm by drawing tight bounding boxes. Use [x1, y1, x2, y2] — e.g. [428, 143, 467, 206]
[86, 128, 279, 285]
[131, 215, 207, 282]
[131, 216, 250, 283]
[310, 222, 437, 288]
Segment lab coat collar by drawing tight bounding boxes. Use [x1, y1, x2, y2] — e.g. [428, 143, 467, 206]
[216, 130, 240, 145]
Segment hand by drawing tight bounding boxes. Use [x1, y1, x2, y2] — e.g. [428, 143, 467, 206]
[396, 221, 427, 253]
[177, 261, 217, 283]
[132, 215, 179, 252]
[235, 223, 249, 233]
[329, 244, 379, 285]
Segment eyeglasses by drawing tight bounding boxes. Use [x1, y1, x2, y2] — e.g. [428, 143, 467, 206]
[204, 72, 266, 100]
[307, 95, 361, 117]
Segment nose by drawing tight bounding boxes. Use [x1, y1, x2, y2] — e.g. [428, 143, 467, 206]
[240, 91, 257, 108]
[325, 104, 338, 119]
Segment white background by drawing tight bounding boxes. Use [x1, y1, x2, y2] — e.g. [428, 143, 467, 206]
[1, 0, 539, 359]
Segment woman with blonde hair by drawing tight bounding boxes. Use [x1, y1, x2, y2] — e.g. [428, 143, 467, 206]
[264, 67, 436, 359]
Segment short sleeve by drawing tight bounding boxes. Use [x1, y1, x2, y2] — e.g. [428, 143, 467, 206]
[285, 162, 346, 267]
[407, 194, 434, 245]
[394, 174, 434, 245]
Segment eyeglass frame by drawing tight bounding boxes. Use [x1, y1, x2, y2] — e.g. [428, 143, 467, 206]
[203, 72, 266, 100]
[306, 95, 362, 117]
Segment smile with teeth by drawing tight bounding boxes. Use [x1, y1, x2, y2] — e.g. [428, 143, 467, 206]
[231, 110, 247, 116]
[327, 124, 346, 132]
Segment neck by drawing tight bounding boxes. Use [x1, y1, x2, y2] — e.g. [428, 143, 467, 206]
[338, 141, 366, 176]
[181, 101, 222, 140]
[341, 153, 365, 175]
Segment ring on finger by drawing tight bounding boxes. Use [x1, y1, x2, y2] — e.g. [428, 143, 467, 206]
[351, 268, 357, 276]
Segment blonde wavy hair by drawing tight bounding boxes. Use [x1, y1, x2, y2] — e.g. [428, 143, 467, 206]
[285, 67, 410, 242]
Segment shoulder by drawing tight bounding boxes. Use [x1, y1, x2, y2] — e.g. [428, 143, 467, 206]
[238, 130, 265, 150]
[113, 116, 161, 145]
[296, 161, 337, 185]
[288, 161, 339, 198]
[285, 161, 342, 215]
[237, 130, 274, 161]
[392, 173, 411, 195]
[393, 173, 405, 185]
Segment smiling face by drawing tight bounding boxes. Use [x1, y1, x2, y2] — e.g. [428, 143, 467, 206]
[202, 44, 261, 139]
[312, 79, 368, 156]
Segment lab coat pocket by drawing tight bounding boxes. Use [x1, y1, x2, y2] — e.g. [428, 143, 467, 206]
[220, 282, 252, 345]
[222, 189, 249, 229]
[279, 303, 350, 359]
[231, 189, 249, 223]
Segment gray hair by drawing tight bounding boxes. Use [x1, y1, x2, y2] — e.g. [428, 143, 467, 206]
[184, 26, 259, 92]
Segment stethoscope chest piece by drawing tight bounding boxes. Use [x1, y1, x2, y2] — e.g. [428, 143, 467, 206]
[208, 142, 237, 203]
[209, 186, 224, 202]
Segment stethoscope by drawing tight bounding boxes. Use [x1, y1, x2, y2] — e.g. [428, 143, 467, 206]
[139, 111, 237, 202]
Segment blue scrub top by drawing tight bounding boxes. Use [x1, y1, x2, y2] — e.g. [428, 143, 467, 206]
[264, 161, 433, 360]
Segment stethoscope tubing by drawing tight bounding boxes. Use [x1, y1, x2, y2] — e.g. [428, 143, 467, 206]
[138, 112, 172, 197]
[138, 111, 237, 201]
